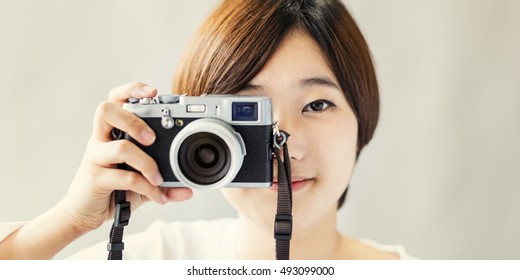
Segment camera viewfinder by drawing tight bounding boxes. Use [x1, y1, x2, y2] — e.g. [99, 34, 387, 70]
[232, 102, 258, 121]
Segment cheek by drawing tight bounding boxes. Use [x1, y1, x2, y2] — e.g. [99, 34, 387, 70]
[332, 125, 357, 183]
[304, 117, 358, 203]
[333, 128, 357, 175]
[309, 118, 357, 175]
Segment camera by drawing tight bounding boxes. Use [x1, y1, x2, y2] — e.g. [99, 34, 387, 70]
[121, 94, 273, 189]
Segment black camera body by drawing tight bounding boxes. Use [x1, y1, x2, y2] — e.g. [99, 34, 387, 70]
[122, 94, 273, 189]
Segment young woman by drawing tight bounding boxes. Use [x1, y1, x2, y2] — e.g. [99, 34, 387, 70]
[0, 0, 413, 259]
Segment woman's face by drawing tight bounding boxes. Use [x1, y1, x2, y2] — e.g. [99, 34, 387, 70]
[221, 30, 358, 233]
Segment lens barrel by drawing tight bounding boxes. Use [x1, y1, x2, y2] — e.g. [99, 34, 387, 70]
[170, 118, 246, 189]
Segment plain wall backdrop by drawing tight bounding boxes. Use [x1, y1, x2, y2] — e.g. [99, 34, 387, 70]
[0, 0, 519, 259]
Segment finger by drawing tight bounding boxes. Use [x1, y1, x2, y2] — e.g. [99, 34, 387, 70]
[90, 140, 164, 186]
[108, 82, 157, 106]
[93, 101, 156, 145]
[125, 191, 151, 209]
[97, 168, 168, 205]
[164, 187, 193, 202]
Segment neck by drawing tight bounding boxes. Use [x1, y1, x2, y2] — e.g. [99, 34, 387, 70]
[235, 206, 343, 260]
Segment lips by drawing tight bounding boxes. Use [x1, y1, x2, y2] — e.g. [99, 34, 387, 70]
[271, 176, 312, 192]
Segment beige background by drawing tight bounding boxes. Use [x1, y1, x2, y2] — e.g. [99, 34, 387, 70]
[1, 0, 519, 259]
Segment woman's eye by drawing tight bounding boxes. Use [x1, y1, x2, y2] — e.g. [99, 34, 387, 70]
[303, 99, 336, 112]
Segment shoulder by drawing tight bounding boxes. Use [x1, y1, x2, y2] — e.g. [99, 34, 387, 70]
[341, 236, 417, 260]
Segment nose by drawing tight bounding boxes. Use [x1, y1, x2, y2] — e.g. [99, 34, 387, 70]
[273, 111, 305, 161]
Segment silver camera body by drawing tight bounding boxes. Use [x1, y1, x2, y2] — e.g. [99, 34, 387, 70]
[122, 94, 273, 189]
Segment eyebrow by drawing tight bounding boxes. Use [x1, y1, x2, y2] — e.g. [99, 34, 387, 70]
[300, 76, 340, 90]
[242, 76, 340, 92]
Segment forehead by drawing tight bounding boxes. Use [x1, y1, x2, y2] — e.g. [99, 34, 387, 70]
[250, 30, 337, 84]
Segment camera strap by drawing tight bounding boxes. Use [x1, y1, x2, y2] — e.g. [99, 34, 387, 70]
[273, 129, 293, 260]
[107, 190, 130, 260]
[107, 128, 131, 260]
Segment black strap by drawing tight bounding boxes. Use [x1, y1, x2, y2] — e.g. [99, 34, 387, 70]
[107, 190, 131, 260]
[273, 131, 293, 260]
[107, 128, 131, 260]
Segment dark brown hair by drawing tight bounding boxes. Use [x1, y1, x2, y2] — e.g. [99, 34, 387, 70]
[173, 0, 379, 209]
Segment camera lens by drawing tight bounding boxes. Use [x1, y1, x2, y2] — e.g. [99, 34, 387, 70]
[178, 133, 231, 185]
[170, 118, 246, 189]
[196, 145, 216, 166]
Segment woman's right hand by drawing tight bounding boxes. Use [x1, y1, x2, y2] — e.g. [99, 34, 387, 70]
[60, 82, 193, 234]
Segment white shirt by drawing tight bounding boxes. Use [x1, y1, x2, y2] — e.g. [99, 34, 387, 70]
[68, 218, 416, 260]
[1, 218, 416, 259]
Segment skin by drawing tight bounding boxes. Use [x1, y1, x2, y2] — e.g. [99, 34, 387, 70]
[221, 30, 397, 259]
[0, 30, 396, 260]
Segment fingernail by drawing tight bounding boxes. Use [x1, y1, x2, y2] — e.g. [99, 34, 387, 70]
[142, 85, 156, 95]
[154, 171, 164, 186]
[142, 128, 156, 144]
